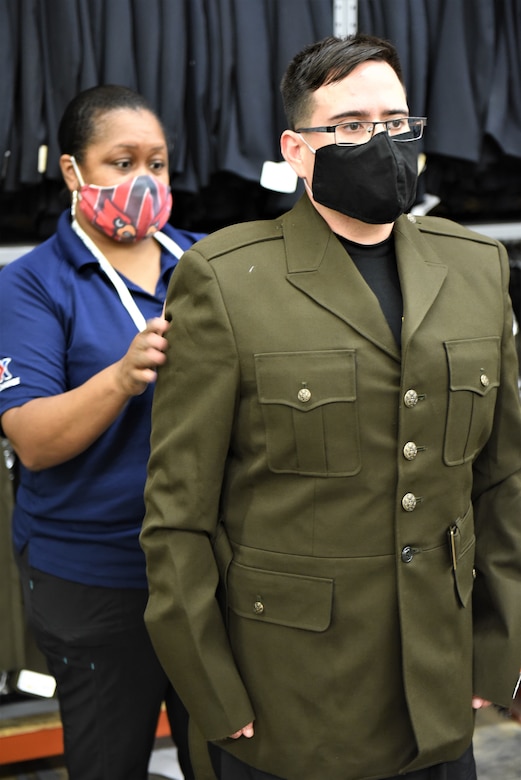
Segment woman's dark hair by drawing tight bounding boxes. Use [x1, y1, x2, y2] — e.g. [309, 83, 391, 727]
[280, 34, 405, 130]
[58, 84, 163, 161]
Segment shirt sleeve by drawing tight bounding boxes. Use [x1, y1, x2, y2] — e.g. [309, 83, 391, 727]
[0, 252, 68, 421]
[471, 240, 521, 705]
[141, 247, 255, 740]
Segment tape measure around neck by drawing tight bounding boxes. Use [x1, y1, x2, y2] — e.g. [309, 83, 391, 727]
[70, 220, 184, 332]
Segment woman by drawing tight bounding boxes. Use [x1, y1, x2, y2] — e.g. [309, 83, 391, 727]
[0, 85, 204, 780]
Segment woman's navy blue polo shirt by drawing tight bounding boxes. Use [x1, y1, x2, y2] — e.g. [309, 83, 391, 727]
[0, 211, 204, 588]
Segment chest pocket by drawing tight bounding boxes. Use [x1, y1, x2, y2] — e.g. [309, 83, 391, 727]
[444, 337, 500, 466]
[254, 350, 360, 476]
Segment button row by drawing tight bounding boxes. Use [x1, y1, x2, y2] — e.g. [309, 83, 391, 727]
[401, 388, 424, 564]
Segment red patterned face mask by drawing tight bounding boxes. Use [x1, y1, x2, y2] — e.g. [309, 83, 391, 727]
[71, 157, 172, 242]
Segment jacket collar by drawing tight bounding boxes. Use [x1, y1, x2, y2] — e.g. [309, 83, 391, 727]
[282, 197, 447, 358]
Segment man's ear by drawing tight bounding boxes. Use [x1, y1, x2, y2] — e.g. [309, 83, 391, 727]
[280, 130, 308, 179]
[59, 154, 80, 194]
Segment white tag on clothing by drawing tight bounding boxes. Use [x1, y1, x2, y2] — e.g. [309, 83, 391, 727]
[260, 160, 298, 193]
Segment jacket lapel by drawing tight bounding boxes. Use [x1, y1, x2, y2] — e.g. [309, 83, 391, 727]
[393, 215, 448, 345]
[282, 199, 447, 357]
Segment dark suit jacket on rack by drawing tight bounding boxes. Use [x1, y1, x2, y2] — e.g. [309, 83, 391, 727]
[141, 195, 521, 780]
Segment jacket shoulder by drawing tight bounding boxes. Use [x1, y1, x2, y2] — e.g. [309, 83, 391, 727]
[411, 215, 500, 248]
[188, 218, 283, 261]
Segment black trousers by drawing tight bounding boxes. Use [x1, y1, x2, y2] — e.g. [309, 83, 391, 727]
[208, 743, 477, 780]
[17, 550, 193, 780]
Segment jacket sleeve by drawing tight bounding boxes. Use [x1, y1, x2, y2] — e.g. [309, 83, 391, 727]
[471, 240, 521, 707]
[140, 246, 255, 740]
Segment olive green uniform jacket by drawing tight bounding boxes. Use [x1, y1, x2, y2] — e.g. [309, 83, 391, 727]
[141, 195, 521, 780]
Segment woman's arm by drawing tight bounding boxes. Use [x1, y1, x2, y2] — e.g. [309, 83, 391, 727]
[2, 317, 169, 471]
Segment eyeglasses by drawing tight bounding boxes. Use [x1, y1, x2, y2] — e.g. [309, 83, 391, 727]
[295, 117, 427, 146]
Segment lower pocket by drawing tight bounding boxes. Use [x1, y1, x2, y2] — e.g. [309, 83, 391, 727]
[227, 561, 333, 632]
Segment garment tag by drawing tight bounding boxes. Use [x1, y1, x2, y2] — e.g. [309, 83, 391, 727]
[37, 145, 48, 174]
[260, 160, 298, 193]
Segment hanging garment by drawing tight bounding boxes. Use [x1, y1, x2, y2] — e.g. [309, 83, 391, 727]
[485, 0, 521, 159]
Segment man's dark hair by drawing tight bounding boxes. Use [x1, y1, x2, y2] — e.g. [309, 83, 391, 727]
[281, 34, 405, 130]
[58, 84, 163, 162]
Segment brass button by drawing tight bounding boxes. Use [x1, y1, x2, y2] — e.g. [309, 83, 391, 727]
[403, 389, 418, 408]
[480, 374, 489, 388]
[403, 442, 418, 460]
[401, 493, 418, 512]
[401, 546, 414, 563]
[297, 387, 311, 403]
[253, 600, 264, 615]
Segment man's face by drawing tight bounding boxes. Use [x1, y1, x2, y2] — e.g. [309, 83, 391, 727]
[284, 60, 409, 191]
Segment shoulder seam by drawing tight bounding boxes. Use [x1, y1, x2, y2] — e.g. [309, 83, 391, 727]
[413, 217, 499, 247]
[188, 222, 283, 261]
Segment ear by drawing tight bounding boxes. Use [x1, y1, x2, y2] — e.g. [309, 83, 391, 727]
[280, 130, 309, 179]
[60, 154, 80, 193]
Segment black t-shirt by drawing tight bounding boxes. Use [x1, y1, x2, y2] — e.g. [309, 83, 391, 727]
[337, 233, 402, 347]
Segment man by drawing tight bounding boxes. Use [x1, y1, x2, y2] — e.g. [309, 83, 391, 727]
[141, 35, 521, 780]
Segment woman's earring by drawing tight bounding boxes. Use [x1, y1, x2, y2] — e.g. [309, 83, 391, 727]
[71, 189, 79, 218]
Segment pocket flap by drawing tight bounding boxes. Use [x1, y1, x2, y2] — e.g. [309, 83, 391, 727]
[255, 350, 356, 411]
[228, 562, 333, 632]
[445, 338, 500, 395]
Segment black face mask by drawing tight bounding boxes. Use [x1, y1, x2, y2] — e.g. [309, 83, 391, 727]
[309, 131, 419, 224]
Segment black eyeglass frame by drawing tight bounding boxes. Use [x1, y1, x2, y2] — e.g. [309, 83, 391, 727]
[295, 117, 427, 144]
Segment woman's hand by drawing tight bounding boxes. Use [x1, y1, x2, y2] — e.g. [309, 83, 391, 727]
[116, 316, 170, 396]
[2, 317, 171, 470]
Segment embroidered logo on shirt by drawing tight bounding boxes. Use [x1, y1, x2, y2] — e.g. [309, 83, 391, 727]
[0, 357, 20, 392]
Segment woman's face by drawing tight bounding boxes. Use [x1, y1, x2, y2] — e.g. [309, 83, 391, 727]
[74, 107, 170, 187]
